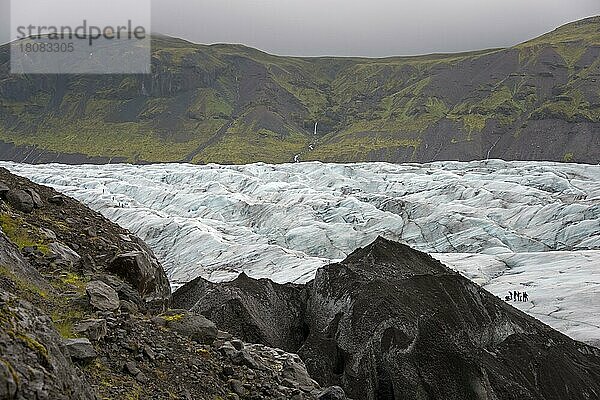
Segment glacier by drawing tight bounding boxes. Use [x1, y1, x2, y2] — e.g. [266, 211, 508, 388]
[1, 160, 599, 346]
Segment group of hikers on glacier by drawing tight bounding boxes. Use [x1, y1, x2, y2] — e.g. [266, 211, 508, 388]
[505, 291, 529, 302]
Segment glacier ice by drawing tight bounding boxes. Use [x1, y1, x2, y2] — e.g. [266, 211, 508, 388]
[2, 160, 599, 345]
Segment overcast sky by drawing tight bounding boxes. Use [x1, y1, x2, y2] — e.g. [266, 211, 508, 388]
[2, 0, 600, 57]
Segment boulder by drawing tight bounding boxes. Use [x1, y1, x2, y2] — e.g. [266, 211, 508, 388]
[108, 248, 171, 311]
[48, 242, 81, 266]
[24, 189, 43, 208]
[318, 387, 347, 400]
[120, 300, 139, 314]
[64, 338, 97, 362]
[6, 189, 34, 212]
[0, 183, 9, 198]
[159, 309, 217, 344]
[173, 272, 308, 351]
[109, 276, 145, 307]
[72, 319, 107, 342]
[48, 195, 65, 205]
[231, 349, 262, 370]
[86, 281, 119, 311]
[281, 358, 317, 389]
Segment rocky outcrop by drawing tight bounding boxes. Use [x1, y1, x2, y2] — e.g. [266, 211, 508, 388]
[154, 309, 218, 344]
[108, 245, 171, 312]
[5, 189, 35, 213]
[176, 237, 600, 400]
[0, 166, 172, 311]
[0, 289, 95, 400]
[174, 272, 309, 350]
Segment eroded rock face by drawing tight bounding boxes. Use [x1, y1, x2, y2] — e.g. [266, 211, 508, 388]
[305, 240, 600, 399]
[176, 237, 600, 400]
[174, 272, 308, 350]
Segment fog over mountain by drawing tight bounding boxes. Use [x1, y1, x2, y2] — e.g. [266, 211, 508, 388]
[151, 0, 600, 56]
[1, 0, 599, 56]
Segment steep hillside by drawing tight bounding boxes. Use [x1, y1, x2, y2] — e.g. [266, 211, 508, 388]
[0, 17, 599, 164]
[0, 168, 345, 399]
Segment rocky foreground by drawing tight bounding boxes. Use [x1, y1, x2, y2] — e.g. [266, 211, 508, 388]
[175, 238, 600, 400]
[0, 167, 346, 400]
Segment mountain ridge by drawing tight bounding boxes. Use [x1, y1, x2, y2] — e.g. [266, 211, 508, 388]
[0, 16, 599, 164]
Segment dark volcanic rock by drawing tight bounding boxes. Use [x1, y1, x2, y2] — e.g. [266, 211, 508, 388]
[5, 189, 34, 212]
[173, 272, 309, 351]
[0, 289, 95, 399]
[157, 309, 218, 344]
[108, 247, 171, 311]
[86, 280, 120, 311]
[176, 237, 600, 400]
[64, 338, 97, 362]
